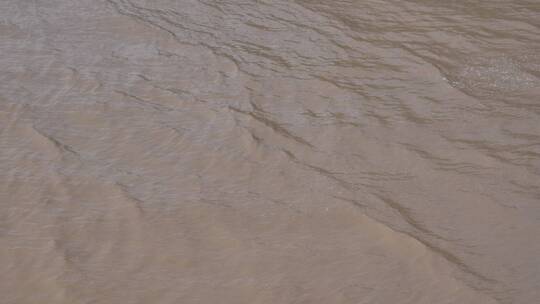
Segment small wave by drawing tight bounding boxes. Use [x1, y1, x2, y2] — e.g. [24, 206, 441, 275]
[444, 52, 539, 98]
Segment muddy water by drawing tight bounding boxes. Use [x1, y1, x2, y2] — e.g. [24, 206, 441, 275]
[1, 0, 539, 303]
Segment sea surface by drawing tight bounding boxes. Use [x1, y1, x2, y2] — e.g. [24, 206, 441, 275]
[1, 1, 539, 303]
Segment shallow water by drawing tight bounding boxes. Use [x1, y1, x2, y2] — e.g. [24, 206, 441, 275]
[1, 1, 539, 303]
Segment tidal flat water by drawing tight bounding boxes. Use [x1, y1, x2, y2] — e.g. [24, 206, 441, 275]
[1, 1, 539, 303]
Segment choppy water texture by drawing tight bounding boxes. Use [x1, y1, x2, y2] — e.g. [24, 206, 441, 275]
[1, 1, 540, 303]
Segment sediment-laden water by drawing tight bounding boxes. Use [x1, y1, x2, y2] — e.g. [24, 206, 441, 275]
[1, 1, 539, 303]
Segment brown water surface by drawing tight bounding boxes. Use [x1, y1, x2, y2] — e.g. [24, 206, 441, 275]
[1, 1, 540, 303]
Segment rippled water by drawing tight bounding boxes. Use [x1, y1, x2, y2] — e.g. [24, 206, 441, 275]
[1, 1, 539, 303]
